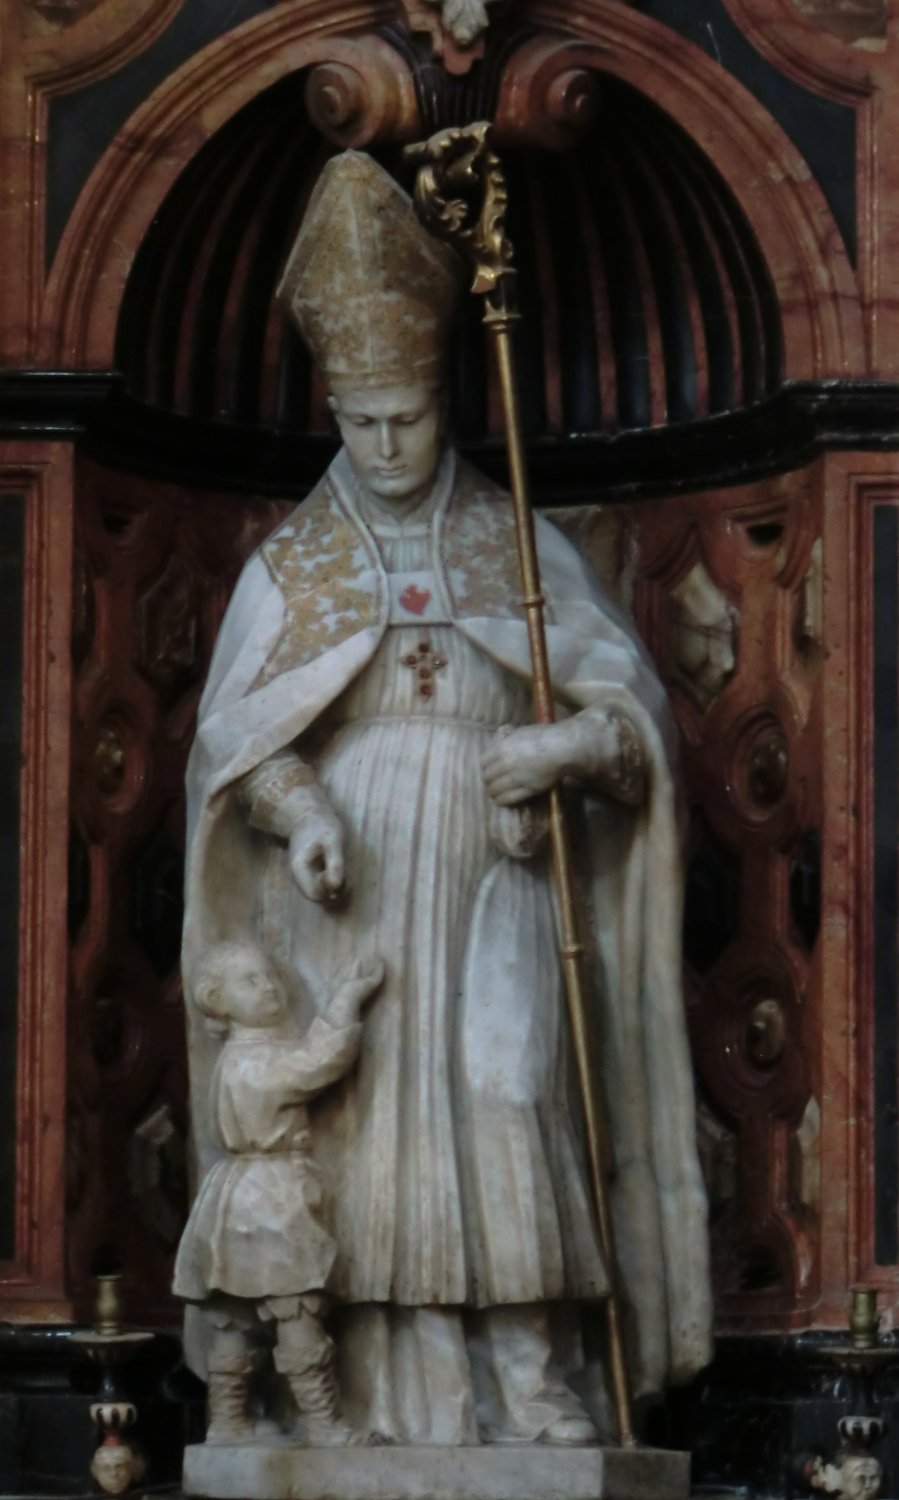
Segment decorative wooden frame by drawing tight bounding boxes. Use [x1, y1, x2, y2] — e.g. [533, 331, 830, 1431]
[0, 442, 73, 1319]
[828, 455, 899, 1311]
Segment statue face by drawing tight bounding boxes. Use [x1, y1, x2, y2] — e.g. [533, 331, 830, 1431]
[329, 383, 444, 509]
[220, 949, 286, 1029]
[842, 1457, 881, 1500]
[91, 1444, 135, 1496]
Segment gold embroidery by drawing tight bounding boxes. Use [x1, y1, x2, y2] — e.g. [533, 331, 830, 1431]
[256, 483, 378, 685]
[442, 463, 554, 623]
[252, 462, 552, 692]
[607, 710, 646, 806]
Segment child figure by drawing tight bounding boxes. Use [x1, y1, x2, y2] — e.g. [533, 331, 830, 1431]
[173, 942, 383, 1446]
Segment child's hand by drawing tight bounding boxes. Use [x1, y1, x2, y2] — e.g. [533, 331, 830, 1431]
[326, 957, 385, 1027]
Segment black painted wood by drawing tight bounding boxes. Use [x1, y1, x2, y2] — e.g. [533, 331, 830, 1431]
[74, 380, 899, 502]
[0, 1326, 199, 1495]
[1, 374, 898, 502]
[679, 1332, 899, 1498]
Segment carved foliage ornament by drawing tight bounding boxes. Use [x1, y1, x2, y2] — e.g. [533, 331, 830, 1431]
[400, 0, 504, 71]
[430, 0, 499, 46]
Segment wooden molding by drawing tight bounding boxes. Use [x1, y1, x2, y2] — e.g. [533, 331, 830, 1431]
[37, 1, 394, 365]
[718, 0, 877, 104]
[0, 442, 74, 1320]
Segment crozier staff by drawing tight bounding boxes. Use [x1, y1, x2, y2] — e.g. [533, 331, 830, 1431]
[181, 150, 711, 1446]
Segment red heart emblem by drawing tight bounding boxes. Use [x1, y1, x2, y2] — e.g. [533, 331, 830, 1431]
[399, 583, 431, 616]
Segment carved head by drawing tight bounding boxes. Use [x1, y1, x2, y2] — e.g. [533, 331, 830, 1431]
[90, 1441, 142, 1497]
[841, 1456, 881, 1500]
[328, 381, 447, 510]
[193, 942, 286, 1036]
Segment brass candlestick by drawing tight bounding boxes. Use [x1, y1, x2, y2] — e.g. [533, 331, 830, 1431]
[798, 1287, 894, 1500]
[71, 1275, 153, 1495]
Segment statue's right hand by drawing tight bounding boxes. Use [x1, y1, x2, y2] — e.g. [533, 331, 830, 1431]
[288, 810, 346, 903]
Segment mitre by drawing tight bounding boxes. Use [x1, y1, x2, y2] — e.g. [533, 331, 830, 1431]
[277, 151, 462, 389]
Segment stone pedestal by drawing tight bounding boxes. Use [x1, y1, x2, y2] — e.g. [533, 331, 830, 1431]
[183, 1442, 690, 1500]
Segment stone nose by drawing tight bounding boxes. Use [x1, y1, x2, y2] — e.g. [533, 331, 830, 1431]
[377, 420, 398, 459]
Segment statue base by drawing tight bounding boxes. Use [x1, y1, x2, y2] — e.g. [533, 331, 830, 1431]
[183, 1441, 690, 1500]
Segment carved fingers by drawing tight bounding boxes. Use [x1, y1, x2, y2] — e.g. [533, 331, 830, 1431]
[288, 810, 347, 903]
[327, 957, 386, 1027]
[481, 723, 565, 805]
[482, 712, 647, 807]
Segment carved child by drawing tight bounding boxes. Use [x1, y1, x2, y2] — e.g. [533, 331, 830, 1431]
[173, 942, 383, 1445]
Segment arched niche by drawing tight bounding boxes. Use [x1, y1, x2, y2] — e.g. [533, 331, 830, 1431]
[112, 71, 783, 453]
[39, 0, 862, 388]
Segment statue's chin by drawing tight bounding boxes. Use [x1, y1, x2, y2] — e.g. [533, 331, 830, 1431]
[357, 474, 440, 512]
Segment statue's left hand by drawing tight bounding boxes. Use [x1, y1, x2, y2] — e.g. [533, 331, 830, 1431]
[481, 723, 575, 805]
[482, 714, 628, 805]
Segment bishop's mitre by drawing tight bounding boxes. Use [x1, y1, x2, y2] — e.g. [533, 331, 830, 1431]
[277, 150, 463, 390]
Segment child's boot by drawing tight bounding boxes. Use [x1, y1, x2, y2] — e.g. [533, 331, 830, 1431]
[207, 1328, 253, 1443]
[275, 1310, 362, 1446]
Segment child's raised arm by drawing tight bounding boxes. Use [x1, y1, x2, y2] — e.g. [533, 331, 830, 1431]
[325, 957, 385, 1030]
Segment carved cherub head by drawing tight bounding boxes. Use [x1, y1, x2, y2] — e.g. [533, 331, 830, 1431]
[90, 1440, 145, 1497]
[841, 1455, 881, 1500]
[193, 942, 287, 1039]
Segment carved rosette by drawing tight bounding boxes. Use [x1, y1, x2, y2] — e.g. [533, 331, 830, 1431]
[304, 39, 420, 149]
[493, 37, 601, 150]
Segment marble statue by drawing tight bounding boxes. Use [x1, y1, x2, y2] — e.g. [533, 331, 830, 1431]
[173, 942, 383, 1443]
[177, 150, 712, 1466]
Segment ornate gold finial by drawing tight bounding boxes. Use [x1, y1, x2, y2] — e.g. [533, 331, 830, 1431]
[404, 123, 514, 308]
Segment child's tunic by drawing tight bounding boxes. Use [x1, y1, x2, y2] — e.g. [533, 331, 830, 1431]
[173, 1018, 361, 1302]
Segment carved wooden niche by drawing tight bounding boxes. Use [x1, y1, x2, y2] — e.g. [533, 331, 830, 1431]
[56, 0, 875, 1330]
[557, 471, 826, 1330]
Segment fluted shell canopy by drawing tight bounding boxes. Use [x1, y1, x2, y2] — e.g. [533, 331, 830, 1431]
[116, 73, 782, 445]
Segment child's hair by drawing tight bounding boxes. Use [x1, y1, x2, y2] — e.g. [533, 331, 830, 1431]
[192, 940, 270, 1040]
